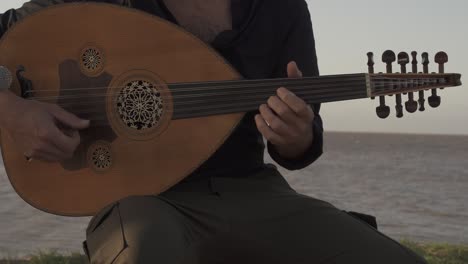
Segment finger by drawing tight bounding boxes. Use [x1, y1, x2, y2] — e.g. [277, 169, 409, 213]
[38, 144, 68, 160]
[26, 149, 61, 163]
[259, 104, 291, 136]
[46, 126, 80, 157]
[276, 88, 314, 121]
[254, 114, 284, 146]
[267, 94, 300, 125]
[30, 151, 62, 162]
[287, 61, 303, 78]
[49, 105, 90, 130]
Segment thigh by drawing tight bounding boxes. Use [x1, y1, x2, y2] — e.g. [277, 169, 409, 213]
[227, 192, 427, 264]
[84, 195, 193, 264]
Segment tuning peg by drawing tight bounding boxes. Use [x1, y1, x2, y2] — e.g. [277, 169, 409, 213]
[382, 50, 396, 73]
[417, 52, 429, 112]
[367, 52, 376, 100]
[398, 52, 410, 71]
[411, 51, 418, 73]
[376, 96, 391, 119]
[382, 50, 403, 117]
[397, 52, 409, 96]
[393, 71, 404, 118]
[398, 52, 417, 113]
[376, 68, 390, 118]
[435, 51, 448, 73]
[429, 51, 447, 107]
[405, 98, 418, 113]
[367, 52, 375, 74]
[395, 96, 404, 118]
[418, 91, 426, 112]
[404, 51, 419, 112]
[422, 52, 430, 73]
[428, 89, 441, 108]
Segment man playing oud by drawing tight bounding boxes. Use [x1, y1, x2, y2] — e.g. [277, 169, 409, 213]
[0, 0, 427, 263]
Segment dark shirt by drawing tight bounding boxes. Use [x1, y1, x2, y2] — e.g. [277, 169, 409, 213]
[0, 0, 324, 179]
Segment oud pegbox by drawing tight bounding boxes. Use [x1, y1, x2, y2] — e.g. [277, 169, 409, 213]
[367, 50, 453, 119]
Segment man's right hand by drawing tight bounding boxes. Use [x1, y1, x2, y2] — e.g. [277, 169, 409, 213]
[0, 93, 90, 162]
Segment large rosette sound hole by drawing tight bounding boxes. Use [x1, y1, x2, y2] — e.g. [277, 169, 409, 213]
[117, 80, 164, 130]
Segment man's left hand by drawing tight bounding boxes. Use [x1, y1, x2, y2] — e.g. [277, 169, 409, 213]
[255, 61, 315, 160]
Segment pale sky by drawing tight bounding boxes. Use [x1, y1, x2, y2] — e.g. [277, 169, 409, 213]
[1, 0, 467, 135]
[307, 0, 468, 135]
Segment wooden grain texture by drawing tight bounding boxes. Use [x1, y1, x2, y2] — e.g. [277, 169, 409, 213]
[0, 3, 243, 216]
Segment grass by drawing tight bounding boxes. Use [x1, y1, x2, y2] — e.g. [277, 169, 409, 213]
[0, 241, 467, 264]
[400, 240, 468, 264]
[0, 252, 87, 264]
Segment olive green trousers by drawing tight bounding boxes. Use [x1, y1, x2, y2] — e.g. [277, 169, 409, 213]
[83, 167, 426, 264]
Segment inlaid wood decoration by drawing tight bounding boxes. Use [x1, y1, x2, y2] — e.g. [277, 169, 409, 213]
[0, 3, 462, 216]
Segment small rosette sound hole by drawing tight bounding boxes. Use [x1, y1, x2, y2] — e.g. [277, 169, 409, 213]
[87, 141, 113, 172]
[117, 80, 164, 131]
[81, 48, 102, 71]
[81, 48, 102, 72]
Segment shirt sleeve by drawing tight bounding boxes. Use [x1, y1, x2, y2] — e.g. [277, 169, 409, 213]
[267, 0, 324, 170]
[0, 0, 66, 38]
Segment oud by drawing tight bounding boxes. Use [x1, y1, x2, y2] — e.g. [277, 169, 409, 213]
[0, 3, 462, 216]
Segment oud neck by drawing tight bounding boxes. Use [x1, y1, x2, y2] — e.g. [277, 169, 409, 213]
[170, 73, 369, 119]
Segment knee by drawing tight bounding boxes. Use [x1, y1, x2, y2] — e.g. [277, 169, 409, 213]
[86, 195, 188, 263]
[117, 195, 187, 244]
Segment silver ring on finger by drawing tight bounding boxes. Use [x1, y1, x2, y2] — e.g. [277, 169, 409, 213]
[24, 153, 33, 162]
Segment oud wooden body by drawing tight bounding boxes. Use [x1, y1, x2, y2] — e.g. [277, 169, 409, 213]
[0, 3, 243, 216]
